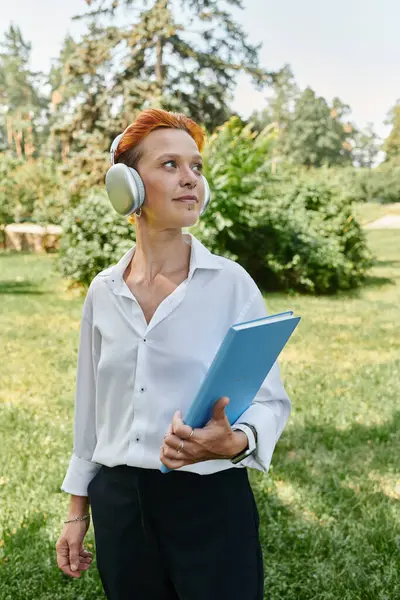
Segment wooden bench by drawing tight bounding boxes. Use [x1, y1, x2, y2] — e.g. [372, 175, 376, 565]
[2, 223, 63, 253]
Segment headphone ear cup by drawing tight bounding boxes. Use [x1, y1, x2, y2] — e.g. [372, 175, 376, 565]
[200, 175, 211, 216]
[129, 168, 146, 207]
[105, 163, 145, 216]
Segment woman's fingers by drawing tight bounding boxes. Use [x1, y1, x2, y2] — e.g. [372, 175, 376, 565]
[172, 411, 193, 439]
[163, 432, 180, 448]
[163, 434, 189, 458]
[160, 446, 185, 469]
[56, 536, 93, 578]
[77, 545, 93, 565]
[57, 553, 82, 578]
[68, 541, 82, 572]
[79, 551, 93, 564]
[77, 559, 92, 570]
[161, 414, 196, 468]
[59, 554, 92, 578]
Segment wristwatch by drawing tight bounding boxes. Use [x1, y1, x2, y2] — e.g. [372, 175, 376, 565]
[230, 422, 258, 465]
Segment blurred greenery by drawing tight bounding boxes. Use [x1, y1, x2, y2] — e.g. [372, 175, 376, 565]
[56, 188, 134, 288]
[57, 117, 372, 293]
[383, 101, 400, 160]
[0, 226, 399, 599]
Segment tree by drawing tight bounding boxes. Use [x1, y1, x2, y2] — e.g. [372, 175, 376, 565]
[52, 0, 273, 143]
[0, 24, 47, 159]
[249, 64, 299, 172]
[249, 64, 299, 133]
[48, 26, 116, 161]
[47, 25, 118, 201]
[383, 100, 400, 161]
[352, 122, 381, 168]
[282, 87, 354, 168]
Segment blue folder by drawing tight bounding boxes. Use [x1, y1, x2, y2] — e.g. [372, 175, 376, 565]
[160, 310, 301, 473]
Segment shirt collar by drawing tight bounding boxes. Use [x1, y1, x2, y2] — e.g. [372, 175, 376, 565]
[105, 232, 223, 293]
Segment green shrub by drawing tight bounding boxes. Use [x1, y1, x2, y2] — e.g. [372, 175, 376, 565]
[257, 177, 373, 293]
[190, 118, 372, 294]
[56, 188, 134, 288]
[299, 165, 368, 204]
[314, 162, 400, 205]
[191, 115, 277, 257]
[0, 153, 65, 228]
[56, 139, 110, 207]
[362, 161, 400, 204]
[0, 153, 24, 228]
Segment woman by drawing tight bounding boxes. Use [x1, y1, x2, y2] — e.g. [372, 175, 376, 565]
[55, 109, 292, 600]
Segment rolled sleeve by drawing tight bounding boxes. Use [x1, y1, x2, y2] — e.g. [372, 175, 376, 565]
[232, 287, 292, 472]
[61, 454, 101, 497]
[61, 284, 101, 496]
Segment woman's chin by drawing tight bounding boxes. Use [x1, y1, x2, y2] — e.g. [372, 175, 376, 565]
[177, 215, 198, 228]
[171, 206, 200, 225]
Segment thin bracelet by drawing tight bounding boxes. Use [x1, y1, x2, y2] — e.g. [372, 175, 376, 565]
[64, 514, 91, 524]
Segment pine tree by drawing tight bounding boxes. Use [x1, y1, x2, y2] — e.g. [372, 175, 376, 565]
[52, 0, 272, 144]
[0, 25, 47, 159]
[48, 26, 116, 161]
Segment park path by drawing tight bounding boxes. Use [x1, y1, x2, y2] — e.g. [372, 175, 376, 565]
[364, 214, 400, 229]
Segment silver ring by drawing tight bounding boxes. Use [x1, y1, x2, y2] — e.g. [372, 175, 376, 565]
[187, 429, 194, 439]
[177, 440, 184, 454]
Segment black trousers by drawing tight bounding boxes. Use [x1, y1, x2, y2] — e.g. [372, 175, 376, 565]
[88, 464, 264, 600]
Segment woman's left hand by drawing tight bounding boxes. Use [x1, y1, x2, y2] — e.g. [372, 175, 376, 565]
[160, 396, 247, 470]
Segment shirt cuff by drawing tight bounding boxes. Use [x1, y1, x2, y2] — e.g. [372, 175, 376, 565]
[61, 454, 102, 496]
[231, 402, 278, 473]
[230, 423, 256, 463]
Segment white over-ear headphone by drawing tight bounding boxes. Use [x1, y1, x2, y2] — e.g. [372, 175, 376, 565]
[105, 130, 211, 217]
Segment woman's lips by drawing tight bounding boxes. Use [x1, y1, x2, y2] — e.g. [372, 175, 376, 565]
[174, 198, 197, 204]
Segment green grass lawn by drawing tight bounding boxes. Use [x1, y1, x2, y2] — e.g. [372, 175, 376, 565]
[0, 229, 399, 600]
[352, 201, 400, 226]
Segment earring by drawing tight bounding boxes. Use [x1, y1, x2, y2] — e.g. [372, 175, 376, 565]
[135, 206, 142, 218]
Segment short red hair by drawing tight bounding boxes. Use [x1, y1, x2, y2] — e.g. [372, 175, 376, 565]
[114, 108, 205, 167]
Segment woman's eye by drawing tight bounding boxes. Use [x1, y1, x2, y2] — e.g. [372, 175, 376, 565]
[162, 160, 203, 172]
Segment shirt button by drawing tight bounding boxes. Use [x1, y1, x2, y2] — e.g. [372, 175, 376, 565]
[136, 437, 140, 442]
[140, 387, 145, 393]
[143, 338, 147, 343]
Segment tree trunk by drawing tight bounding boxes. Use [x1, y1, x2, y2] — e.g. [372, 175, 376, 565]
[155, 36, 164, 91]
[6, 116, 13, 147]
[61, 138, 70, 163]
[25, 115, 35, 162]
[14, 129, 23, 159]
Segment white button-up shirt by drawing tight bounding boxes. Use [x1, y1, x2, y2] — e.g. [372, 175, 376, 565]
[61, 232, 292, 496]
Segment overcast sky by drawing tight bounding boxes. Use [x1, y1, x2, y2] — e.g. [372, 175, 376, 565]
[1, 0, 399, 140]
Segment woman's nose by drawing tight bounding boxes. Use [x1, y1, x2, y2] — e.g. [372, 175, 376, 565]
[180, 166, 198, 187]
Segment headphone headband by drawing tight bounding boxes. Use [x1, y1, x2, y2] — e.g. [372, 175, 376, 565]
[110, 126, 131, 166]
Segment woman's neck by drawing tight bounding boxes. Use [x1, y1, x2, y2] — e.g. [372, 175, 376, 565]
[128, 228, 191, 283]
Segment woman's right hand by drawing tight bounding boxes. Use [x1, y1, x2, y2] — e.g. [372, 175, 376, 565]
[56, 519, 93, 578]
